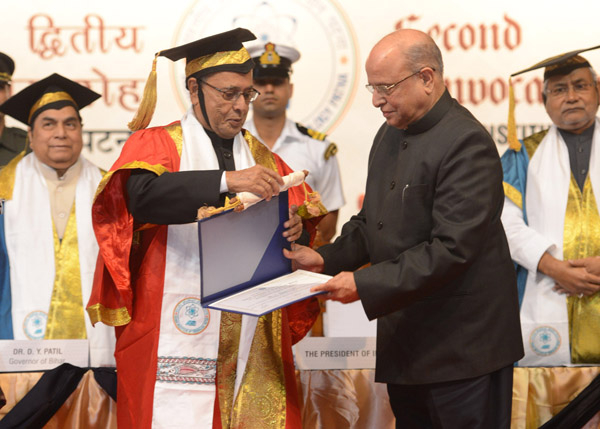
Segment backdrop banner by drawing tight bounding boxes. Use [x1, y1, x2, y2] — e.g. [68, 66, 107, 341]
[3, 0, 599, 233]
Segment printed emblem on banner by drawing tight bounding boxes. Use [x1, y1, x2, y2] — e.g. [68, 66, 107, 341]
[23, 311, 47, 340]
[173, 297, 210, 335]
[173, 0, 358, 133]
[530, 326, 561, 356]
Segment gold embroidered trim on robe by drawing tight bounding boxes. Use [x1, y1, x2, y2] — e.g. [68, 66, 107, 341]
[502, 129, 548, 210]
[45, 205, 87, 339]
[522, 129, 548, 160]
[217, 131, 286, 428]
[563, 175, 600, 363]
[217, 311, 243, 429]
[244, 129, 277, 172]
[87, 302, 132, 326]
[0, 152, 26, 201]
[164, 123, 183, 157]
[503, 182, 523, 210]
[94, 161, 170, 200]
[230, 311, 286, 428]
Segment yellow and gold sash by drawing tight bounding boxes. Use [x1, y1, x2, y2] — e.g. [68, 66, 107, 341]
[564, 175, 600, 363]
[45, 204, 87, 339]
[217, 130, 287, 428]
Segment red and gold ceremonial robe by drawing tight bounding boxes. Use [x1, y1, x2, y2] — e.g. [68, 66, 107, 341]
[87, 113, 319, 429]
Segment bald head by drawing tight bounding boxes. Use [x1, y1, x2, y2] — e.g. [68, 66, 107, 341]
[368, 29, 444, 81]
[366, 29, 445, 129]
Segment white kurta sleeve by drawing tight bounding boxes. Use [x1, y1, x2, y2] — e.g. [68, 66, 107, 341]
[501, 197, 556, 272]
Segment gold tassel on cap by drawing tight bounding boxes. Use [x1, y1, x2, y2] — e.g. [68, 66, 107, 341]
[128, 53, 160, 131]
[506, 77, 521, 152]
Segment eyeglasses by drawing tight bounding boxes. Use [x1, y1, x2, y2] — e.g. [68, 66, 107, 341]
[366, 68, 433, 96]
[200, 80, 260, 103]
[546, 82, 596, 98]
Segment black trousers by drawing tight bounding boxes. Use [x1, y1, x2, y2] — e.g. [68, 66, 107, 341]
[387, 365, 513, 429]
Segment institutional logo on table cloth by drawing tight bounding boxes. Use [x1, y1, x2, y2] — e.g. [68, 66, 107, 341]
[530, 326, 561, 356]
[172, 0, 359, 133]
[173, 297, 210, 335]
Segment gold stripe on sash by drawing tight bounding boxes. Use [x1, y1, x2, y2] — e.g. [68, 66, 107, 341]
[503, 182, 523, 210]
[244, 129, 277, 172]
[230, 310, 286, 428]
[217, 312, 242, 429]
[217, 132, 286, 427]
[45, 205, 87, 339]
[564, 175, 600, 363]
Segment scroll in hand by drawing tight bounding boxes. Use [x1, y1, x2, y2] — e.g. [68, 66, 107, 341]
[197, 170, 309, 219]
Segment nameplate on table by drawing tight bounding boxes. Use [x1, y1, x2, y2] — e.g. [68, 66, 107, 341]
[295, 337, 376, 370]
[0, 339, 89, 372]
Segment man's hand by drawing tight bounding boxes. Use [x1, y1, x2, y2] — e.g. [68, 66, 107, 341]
[538, 252, 600, 296]
[283, 205, 302, 242]
[283, 243, 325, 272]
[569, 256, 600, 276]
[311, 271, 360, 304]
[225, 165, 284, 201]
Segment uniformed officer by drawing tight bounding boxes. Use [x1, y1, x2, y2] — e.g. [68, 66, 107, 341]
[0, 52, 27, 168]
[245, 42, 345, 245]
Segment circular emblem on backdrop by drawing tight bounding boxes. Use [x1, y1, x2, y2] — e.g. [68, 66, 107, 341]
[23, 311, 47, 340]
[173, 298, 210, 335]
[172, 0, 358, 133]
[529, 326, 561, 356]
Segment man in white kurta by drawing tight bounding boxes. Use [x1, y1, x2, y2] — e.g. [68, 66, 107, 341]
[501, 50, 600, 426]
[0, 73, 115, 367]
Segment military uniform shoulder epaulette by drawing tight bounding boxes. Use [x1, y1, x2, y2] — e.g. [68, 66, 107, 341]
[522, 129, 549, 160]
[296, 123, 338, 160]
[296, 123, 327, 141]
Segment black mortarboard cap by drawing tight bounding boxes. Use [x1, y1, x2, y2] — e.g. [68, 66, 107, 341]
[0, 52, 15, 84]
[507, 45, 600, 151]
[127, 28, 257, 131]
[0, 73, 100, 125]
[247, 42, 300, 79]
[511, 45, 600, 80]
[160, 27, 256, 79]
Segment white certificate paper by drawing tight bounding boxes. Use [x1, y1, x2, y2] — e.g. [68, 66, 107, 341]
[208, 270, 331, 316]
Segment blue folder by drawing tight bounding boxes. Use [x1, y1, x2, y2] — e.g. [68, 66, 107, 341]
[198, 191, 291, 309]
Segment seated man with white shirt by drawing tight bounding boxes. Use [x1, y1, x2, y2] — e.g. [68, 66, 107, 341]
[0, 73, 115, 367]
